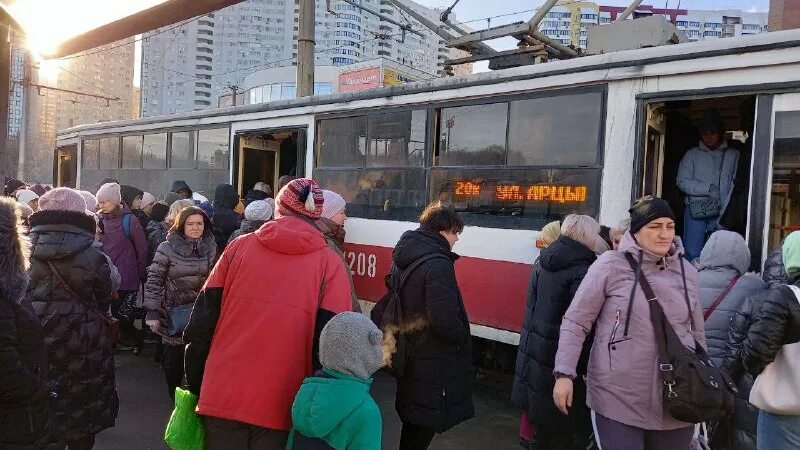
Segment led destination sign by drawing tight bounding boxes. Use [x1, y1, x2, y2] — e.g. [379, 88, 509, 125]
[455, 181, 588, 204]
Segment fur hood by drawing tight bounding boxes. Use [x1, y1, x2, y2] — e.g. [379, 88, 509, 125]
[0, 198, 31, 303]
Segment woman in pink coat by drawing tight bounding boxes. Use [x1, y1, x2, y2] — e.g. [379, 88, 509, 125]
[553, 197, 706, 450]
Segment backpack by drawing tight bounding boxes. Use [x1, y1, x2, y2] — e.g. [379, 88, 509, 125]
[99, 212, 133, 239]
[371, 253, 450, 377]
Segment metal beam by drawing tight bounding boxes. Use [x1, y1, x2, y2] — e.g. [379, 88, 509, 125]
[523, 32, 579, 58]
[43, 0, 244, 58]
[615, 0, 646, 22]
[337, 0, 425, 37]
[527, 0, 560, 29]
[444, 44, 545, 66]
[386, 0, 497, 55]
[447, 22, 530, 47]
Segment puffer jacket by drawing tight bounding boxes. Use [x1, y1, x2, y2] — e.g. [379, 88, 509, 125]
[554, 232, 706, 431]
[718, 255, 790, 450]
[227, 219, 266, 245]
[742, 281, 800, 377]
[144, 231, 216, 344]
[380, 229, 474, 432]
[697, 231, 765, 366]
[98, 205, 148, 291]
[511, 235, 595, 433]
[211, 184, 241, 253]
[26, 209, 118, 443]
[676, 140, 740, 217]
[762, 249, 789, 288]
[0, 199, 50, 450]
[146, 220, 168, 265]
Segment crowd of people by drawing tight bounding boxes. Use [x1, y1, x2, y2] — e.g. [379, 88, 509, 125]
[1, 170, 799, 450]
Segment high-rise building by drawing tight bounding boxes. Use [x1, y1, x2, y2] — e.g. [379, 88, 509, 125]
[536, 2, 767, 50]
[140, 0, 471, 117]
[770, 0, 800, 31]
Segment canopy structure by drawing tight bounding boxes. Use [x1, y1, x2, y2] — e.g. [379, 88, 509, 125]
[2, 0, 244, 58]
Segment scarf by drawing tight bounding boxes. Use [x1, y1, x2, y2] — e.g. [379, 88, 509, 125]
[316, 217, 345, 251]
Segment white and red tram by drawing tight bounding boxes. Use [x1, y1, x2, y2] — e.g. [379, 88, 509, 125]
[55, 29, 800, 348]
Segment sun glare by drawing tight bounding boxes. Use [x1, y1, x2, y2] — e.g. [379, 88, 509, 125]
[6, 0, 167, 56]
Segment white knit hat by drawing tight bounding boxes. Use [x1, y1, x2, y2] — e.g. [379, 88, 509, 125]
[321, 190, 347, 220]
[15, 189, 39, 206]
[244, 199, 275, 221]
[141, 192, 156, 209]
[78, 191, 98, 212]
[96, 183, 122, 205]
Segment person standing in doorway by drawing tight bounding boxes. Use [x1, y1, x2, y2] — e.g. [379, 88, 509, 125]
[677, 109, 740, 261]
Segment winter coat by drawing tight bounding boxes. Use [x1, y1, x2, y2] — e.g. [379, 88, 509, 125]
[697, 231, 765, 367]
[211, 184, 241, 253]
[98, 206, 148, 291]
[26, 210, 118, 443]
[741, 282, 800, 377]
[146, 220, 168, 265]
[227, 219, 266, 245]
[144, 231, 216, 345]
[287, 369, 381, 450]
[0, 199, 50, 450]
[554, 232, 706, 431]
[677, 140, 740, 217]
[511, 235, 595, 431]
[183, 216, 353, 431]
[762, 249, 789, 288]
[383, 229, 474, 432]
[317, 219, 361, 313]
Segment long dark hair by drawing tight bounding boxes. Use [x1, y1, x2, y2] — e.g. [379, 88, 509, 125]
[170, 206, 213, 237]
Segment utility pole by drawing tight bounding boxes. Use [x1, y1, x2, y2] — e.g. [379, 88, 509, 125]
[296, 0, 315, 98]
[17, 51, 30, 180]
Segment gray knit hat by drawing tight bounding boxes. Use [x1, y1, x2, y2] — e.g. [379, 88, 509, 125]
[319, 312, 383, 380]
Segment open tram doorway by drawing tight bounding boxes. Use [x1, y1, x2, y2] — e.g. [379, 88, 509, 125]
[234, 127, 307, 198]
[637, 94, 757, 261]
[53, 145, 78, 188]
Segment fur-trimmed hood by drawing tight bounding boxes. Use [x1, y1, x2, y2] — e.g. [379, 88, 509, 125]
[0, 198, 31, 303]
[28, 210, 97, 262]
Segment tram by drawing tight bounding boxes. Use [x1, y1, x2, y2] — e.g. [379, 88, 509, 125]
[55, 29, 800, 352]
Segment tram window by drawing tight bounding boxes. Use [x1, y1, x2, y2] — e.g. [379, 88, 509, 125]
[767, 111, 800, 252]
[367, 110, 426, 168]
[508, 92, 603, 166]
[315, 168, 426, 221]
[143, 133, 167, 169]
[316, 116, 367, 167]
[170, 131, 196, 169]
[82, 139, 99, 170]
[122, 136, 143, 169]
[431, 168, 601, 230]
[198, 128, 230, 169]
[98, 137, 119, 170]
[437, 103, 507, 166]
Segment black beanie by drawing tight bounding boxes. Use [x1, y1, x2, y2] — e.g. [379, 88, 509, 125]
[629, 197, 676, 235]
[150, 202, 170, 223]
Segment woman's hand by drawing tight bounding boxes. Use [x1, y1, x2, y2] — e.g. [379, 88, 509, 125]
[145, 320, 161, 334]
[553, 377, 574, 415]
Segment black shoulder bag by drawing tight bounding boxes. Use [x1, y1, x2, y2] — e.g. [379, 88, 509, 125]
[624, 253, 737, 423]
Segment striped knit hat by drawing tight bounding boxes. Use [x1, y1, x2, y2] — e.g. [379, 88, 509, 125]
[275, 178, 324, 220]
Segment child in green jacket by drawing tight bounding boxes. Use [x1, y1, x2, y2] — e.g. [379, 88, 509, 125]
[287, 312, 384, 450]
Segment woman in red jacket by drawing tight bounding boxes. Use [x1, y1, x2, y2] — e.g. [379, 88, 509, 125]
[184, 178, 354, 449]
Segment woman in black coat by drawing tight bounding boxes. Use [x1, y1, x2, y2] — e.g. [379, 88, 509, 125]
[0, 198, 50, 450]
[211, 183, 241, 253]
[511, 215, 599, 450]
[380, 203, 473, 450]
[26, 188, 118, 450]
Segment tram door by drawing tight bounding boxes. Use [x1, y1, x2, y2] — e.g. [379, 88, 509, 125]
[234, 128, 307, 196]
[54, 145, 78, 188]
[641, 103, 666, 198]
[762, 93, 800, 263]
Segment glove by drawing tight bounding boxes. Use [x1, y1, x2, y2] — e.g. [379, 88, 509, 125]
[146, 320, 161, 333]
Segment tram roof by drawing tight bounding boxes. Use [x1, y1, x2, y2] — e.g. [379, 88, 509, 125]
[59, 28, 800, 139]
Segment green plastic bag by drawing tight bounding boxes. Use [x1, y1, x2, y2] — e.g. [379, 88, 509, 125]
[164, 388, 205, 450]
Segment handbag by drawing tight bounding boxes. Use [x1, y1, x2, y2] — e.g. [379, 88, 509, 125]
[47, 260, 121, 345]
[749, 285, 800, 414]
[167, 303, 194, 337]
[625, 253, 737, 423]
[688, 150, 727, 220]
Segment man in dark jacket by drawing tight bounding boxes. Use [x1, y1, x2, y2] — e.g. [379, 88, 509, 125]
[121, 185, 149, 230]
[171, 180, 193, 200]
[379, 202, 474, 450]
[211, 183, 242, 253]
[511, 215, 600, 450]
[0, 197, 50, 450]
